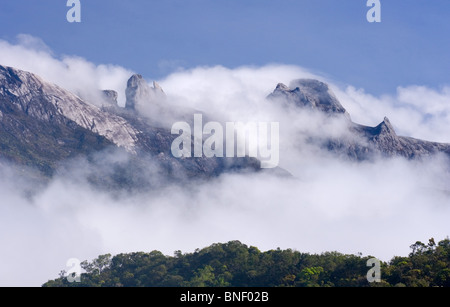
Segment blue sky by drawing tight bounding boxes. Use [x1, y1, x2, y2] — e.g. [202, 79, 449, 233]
[0, 0, 449, 95]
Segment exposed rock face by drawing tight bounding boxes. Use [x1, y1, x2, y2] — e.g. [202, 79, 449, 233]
[268, 79, 450, 160]
[125, 74, 151, 110]
[125, 74, 166, 111]
[153, 81, 164, 93]
[2, 63, 449, 190]
[0, 65, 139, 153]
[0, 66, 114, 175]
[269, 79, 348, 116]
[352, 117, 450, 159]
[123, 74, 170, 128]
[0, 65, 262, 185]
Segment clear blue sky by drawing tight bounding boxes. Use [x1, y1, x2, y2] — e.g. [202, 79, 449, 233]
[0, 0, 449, 95]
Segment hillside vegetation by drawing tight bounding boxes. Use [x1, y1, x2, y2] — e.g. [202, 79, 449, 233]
[43, 238, 450, 287]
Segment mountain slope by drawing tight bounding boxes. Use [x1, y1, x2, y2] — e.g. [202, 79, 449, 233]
[268, 79, 450, 160]
[0, 66, 139, 152]
[0, 66, 115, 175]
[269, 79, 349, 116]
[2, 64, 448, 187]
[0, 65, 262, 183]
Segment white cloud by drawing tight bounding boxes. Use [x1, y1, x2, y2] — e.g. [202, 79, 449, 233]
[15, 34, 54, 55]
[2, 153, 449, 286]
[0, 35, 134, 106]
[334, 85, 450, 143]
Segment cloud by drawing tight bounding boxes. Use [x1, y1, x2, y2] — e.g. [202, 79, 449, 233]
[160, 65, 318, 120]
[0, 34, 134, 106]
[0, 35, 449, 286]
[334, 85, 450, 143]
[15, 34, 54, 55]
[1, 151, 449, 286]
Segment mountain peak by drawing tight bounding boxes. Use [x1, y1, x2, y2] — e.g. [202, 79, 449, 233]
[376, 117, 397, 136]
[268, 78, 348, 116]
[383, 116, 392, 126]
[290, 79, 348, 114]
[275, 83, 289, 91]
[0, 65, 266, 182]
[0, 65, 139, 152]
[153, 81, 164, 93]
[125, 74, 166, 111]
[125, 74, 151, 110]
[128, 73, 143, 82]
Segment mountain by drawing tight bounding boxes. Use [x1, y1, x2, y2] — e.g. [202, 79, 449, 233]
[0, 65, 115, 176]
[0, 65, 261, 189]
[125, 74, 165, 111]
[1, 65, 449, 191]
[269, 79, 349, 116]
[268, 79, 450, 160]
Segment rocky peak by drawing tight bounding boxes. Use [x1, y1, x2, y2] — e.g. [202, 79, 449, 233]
[355, 116, 401, 157]
[0, 65, 139, 152]
[125, 74, 166, 111]
[153, 81, 164, 94]
[125, 74, 151, 110]
[376, 117, 397, 137]
[275, 83, 290, 91]
[0, 65, 266, 182]
[268, 79, 348, 116]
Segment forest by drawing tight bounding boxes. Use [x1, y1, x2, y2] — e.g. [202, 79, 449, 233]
[43, 238, 450, 287]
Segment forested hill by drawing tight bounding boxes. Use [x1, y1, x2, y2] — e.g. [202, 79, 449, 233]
[43, 238, 450, 287]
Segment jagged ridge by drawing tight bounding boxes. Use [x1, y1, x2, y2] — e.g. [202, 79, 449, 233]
[268, 78, 450, 160]
[0, 65, 262, 185]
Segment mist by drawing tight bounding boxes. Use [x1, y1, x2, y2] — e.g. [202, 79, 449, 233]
[0, 34, 134, 106]
[1, 151, 449, 287]
[0, 36, 449, 287]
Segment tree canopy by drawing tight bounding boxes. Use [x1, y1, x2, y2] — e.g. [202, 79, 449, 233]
[43, 238, 450, 287]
